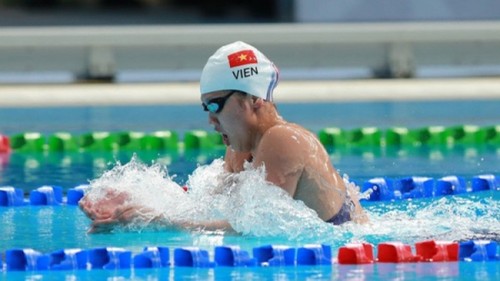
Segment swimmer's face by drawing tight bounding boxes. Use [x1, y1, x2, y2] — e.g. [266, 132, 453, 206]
[201, 91, 252, 151]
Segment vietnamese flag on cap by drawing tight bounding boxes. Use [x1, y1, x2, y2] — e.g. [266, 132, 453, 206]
[227, 50, 258, 68]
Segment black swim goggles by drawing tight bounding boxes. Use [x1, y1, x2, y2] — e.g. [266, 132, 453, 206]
[202, 90, 237, 114]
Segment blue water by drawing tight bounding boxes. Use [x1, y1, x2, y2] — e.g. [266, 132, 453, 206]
[0, 190, 498, 280]
[1, 191, 498, 252]
[1, 144, 499, 192]
[0, 100, 499, 280]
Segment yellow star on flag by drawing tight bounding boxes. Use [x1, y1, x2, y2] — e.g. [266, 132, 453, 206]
[238, 54, 248, 61]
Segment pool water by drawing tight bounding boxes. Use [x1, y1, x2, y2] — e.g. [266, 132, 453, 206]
[0, 100, 499, 280]
[1, 187, 499, 251]
[1, 143, 498, 193]
[0, 148, 498, 280]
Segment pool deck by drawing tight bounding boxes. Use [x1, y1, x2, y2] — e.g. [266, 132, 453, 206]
[0, 78, 499, 107]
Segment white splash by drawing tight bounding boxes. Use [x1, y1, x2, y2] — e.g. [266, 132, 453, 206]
[347, 194, 500, 245]
[84, 155, 330, 238]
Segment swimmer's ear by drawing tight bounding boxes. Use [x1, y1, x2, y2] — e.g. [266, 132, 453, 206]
[252, 97, 264, 109]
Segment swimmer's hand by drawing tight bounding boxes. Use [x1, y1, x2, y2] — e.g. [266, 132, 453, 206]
[79, 189, 236, 234]
[88, 206, 140, 234]
[79, 189, 147, 234]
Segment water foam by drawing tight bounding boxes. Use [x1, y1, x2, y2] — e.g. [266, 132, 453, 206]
[84, 155, 331, 238]
[348, 193, 500, 245]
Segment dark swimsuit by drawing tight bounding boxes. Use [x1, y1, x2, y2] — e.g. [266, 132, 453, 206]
[326, 198, 354, 225]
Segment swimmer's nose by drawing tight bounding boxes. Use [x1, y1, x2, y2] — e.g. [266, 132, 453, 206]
[208, 113, 219, 126]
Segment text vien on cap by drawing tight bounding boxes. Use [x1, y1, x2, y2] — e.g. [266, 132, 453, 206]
[200, 41, 279, 101]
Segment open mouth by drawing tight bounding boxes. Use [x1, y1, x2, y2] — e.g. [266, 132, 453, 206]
[221, 133, 229, 145]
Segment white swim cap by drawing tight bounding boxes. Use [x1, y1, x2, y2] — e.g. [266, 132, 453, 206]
[200, 41, 279, 101]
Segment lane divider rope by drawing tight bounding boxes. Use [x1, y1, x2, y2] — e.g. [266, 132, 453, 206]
[1, 240, 498, 272]
[1, 124, 498, 153]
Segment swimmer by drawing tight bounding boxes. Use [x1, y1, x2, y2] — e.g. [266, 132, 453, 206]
[80, 41, 367, 233]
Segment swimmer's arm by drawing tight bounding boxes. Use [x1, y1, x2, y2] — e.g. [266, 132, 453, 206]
[80, 188, 236, 234]
[168, 219, 235, 233]
[87, 205, 235, 233]
[151, 212, 235, 233]
[253, 129, 302, 197]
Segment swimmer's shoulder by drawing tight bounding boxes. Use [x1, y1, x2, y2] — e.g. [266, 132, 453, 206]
[258, 123, 314, 158]
[265, 122, 309, 138]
